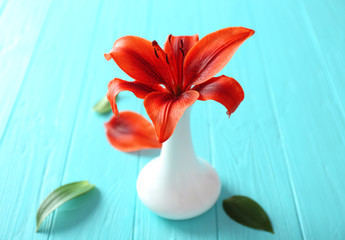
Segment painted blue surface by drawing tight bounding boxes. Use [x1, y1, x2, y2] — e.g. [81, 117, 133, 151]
[0, 0, 344, 239]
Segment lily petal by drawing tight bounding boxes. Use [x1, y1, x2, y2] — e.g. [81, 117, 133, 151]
[193, 75, 244, 117]
[105, 111, 162, 152]
[183, 27, 254, 89]
[105, 36, 174, 91]
[106, 78, 165, 117]
[163, 34, 199, 88]
[144, 90, 199, 143]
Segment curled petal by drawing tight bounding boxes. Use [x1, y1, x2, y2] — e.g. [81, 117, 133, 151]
[105, 36, 174, 90]
[106, 78, 165, 116]
[144, 90, 199, 143]
[193, 75, 244, 117]
[183, 27, 254, 88]
[163, 34, 199, 87]
[105, 111, 162, 152]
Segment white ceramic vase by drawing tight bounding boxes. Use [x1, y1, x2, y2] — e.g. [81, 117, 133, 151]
[136, 107, 221, 220]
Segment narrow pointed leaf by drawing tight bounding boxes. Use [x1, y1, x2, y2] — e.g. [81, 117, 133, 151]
[223, 195, 274, 234]
[93, 96, 112, 114]
[36, 181, 95, 232]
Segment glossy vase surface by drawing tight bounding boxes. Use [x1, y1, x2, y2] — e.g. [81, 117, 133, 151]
[136, 107, 221, 219]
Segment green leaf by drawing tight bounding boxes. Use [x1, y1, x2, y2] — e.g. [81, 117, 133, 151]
[36, 180, 95, 232]
[93, 96, 111, 114]
[223, 195, 274, 234]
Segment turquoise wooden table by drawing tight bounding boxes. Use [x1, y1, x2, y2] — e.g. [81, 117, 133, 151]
[1, 0, 344, 239]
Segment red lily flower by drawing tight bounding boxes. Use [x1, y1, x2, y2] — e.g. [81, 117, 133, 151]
[105, 27, 254, 144]
[105, 111, 162, 152]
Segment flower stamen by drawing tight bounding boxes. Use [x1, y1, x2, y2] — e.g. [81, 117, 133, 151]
[154, 48, 159, 59]
[152, 40, 177, 93]
[179, 48, 184, 57]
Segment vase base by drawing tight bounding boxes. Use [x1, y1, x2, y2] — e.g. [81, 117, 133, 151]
[136, 157, 221, 220]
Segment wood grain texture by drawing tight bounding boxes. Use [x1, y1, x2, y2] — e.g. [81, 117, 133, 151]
[246, 1, 345, 239]
[0, 0, 52, 140]
[0, 0, 102, 239]
[0, 0, 344, 239]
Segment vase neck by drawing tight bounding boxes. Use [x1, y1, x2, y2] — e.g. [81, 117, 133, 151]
[159, 107, 199, 173]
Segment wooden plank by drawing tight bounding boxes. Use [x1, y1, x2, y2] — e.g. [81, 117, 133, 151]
[299, 0, 345, 101]
[0, 0, 101, 238]
[245, 0, 345, 239]
[46, 0, 150, 238]
[203, 0, 305, 239]
[212, 47, 303, 239]
[0, 0, 52, 139]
